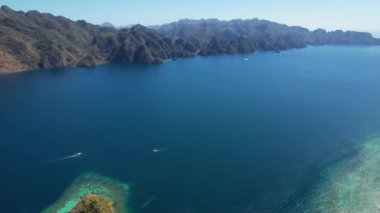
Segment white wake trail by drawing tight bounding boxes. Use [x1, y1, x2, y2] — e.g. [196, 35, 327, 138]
[152, 147, 171, 153]
[140, 195, 157, 209]
[34, 152, 83, 165]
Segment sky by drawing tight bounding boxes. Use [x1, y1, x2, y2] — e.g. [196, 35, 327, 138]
[1, 0, 379, 35]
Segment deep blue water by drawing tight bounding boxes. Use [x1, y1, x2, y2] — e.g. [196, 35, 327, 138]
[1, 46, 380, 213]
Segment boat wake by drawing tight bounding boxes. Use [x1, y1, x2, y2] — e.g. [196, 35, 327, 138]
[140, 195, 157, 209]
[152, 147, 171, 153]
[34, 152, 83, 165]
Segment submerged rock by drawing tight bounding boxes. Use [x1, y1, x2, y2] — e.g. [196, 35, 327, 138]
[305, 134, 380, 213]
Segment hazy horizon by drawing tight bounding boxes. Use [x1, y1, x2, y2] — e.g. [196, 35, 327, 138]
[372, 31, 380, 38]
[1, 0, 379, 36]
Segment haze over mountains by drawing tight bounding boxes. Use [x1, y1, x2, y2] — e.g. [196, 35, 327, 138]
[0, 5, 379, 73]
[373, 31, 380, 38]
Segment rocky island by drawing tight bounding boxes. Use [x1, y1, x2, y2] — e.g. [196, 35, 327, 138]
[69, 194, 115, 213]
[43, 172, 129, 213]
[1, 5, 380, 74]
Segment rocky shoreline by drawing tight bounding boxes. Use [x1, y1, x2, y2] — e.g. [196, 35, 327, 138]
[1, 5, 380, 74]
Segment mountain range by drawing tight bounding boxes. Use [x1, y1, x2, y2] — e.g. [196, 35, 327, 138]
[1, 5, 379, 73]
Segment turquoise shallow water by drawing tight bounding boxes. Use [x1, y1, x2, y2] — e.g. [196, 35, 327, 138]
[43, 172, 129, 213]
[1, 46, 380, 212]
[305, 134, 380, 213]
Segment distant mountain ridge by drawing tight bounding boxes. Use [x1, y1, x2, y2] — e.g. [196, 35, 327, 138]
[156, 18, 380, 55]
[1, 6, 379, 73]
[101, 22, 115, 28]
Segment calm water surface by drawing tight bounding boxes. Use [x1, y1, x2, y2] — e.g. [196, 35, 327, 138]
[1, 46, 380, 212]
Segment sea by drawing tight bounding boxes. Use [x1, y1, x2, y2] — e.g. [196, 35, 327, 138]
[1, 45, 380, 213]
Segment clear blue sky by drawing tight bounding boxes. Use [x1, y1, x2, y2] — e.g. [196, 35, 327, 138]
[1, 0, 379, 34]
